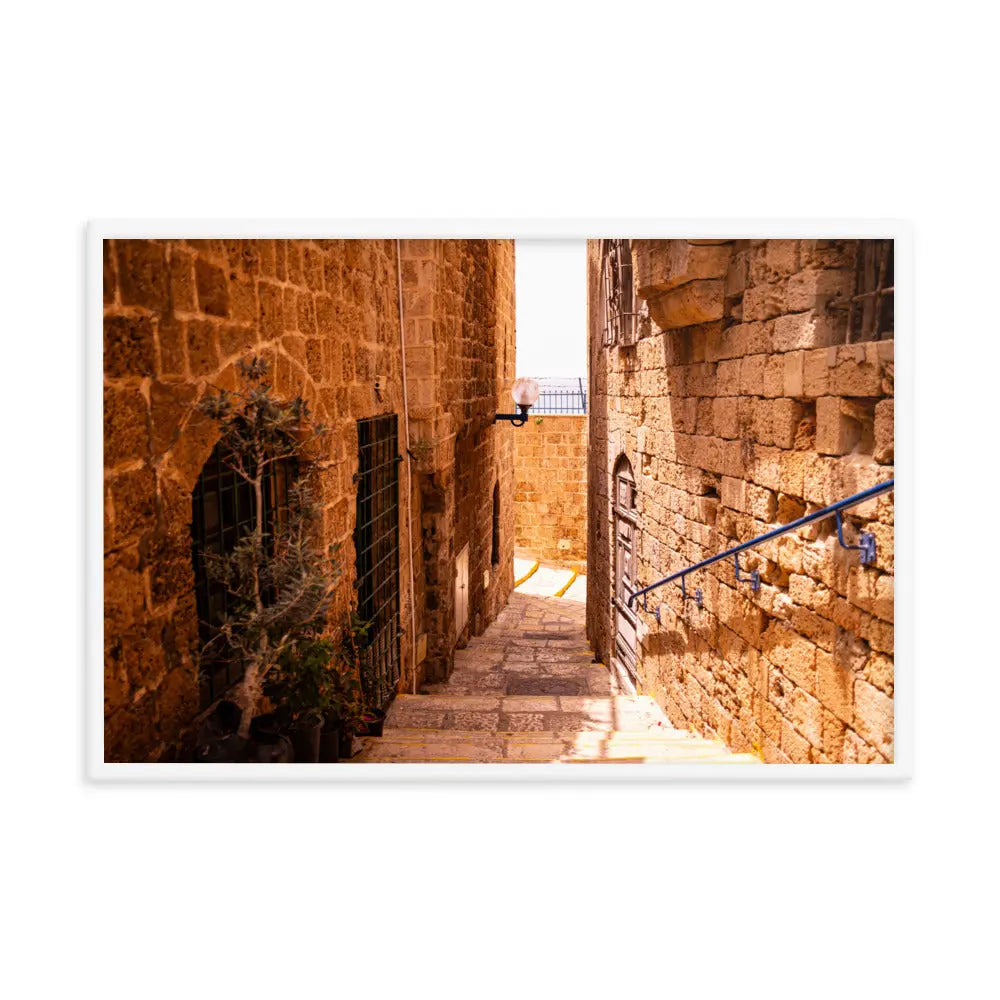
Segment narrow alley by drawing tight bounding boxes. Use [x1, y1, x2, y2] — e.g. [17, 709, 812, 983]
[355, 573, 757, 763]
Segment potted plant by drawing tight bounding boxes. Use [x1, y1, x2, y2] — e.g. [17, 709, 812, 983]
[324, 668, 363, 761]
[329, 611, 387, 751]
[195, 356, 341, 753]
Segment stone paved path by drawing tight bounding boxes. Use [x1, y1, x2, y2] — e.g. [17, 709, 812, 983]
[353, 591, 759, 764]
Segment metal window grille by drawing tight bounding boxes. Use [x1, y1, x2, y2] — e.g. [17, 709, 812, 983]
[190, 441, 295, 707]
[355, 415, 402, 710]
[845, 239, 894, 343]
[533, 378, 588, 414]
[602, 238, 637, 348]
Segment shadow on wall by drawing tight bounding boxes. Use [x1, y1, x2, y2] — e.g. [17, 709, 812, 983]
[622, 239, 894, 763]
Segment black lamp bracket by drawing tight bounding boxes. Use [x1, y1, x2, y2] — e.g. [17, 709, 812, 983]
[493, 403, 532, 427]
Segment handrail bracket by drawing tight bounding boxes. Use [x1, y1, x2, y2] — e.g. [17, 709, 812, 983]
[835, 510, 877, 565]
[733, 554, 760, 593]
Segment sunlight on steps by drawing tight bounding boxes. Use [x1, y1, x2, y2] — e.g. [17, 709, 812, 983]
[352, 590, 759, 765]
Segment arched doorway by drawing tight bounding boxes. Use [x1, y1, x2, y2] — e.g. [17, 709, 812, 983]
[190, 439, 296, 707]
[612, 454, 638, 690]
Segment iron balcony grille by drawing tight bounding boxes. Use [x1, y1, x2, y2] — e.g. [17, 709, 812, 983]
[355, 415, 402, 711]
[190, 441, 296, 707]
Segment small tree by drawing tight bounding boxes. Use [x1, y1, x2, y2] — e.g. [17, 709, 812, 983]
[196, 356, 340, 739]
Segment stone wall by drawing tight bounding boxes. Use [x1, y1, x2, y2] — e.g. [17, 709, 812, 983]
[587, 239, 894, 764]
[398, 240, 517, 676]
[104, 238, 515, 761]
[514, 415, 588, 569]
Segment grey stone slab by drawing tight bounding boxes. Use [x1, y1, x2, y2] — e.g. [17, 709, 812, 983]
[501, 695, 560, 713]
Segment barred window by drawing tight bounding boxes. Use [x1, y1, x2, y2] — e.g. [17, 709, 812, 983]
[846, 239, 894, 343]
[191, 441, 296, 707]
[602, 239, 637, 347]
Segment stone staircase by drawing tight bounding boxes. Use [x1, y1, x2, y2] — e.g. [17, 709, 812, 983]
[353, 591, 759, 764]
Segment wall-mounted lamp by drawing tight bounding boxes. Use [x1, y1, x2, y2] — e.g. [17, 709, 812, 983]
[494, 377, 540, 427]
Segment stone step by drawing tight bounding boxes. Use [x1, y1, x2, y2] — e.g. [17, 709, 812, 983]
[382, 727, 712, 745]
[421, 664, 612, 697]
[384, 693, 685, 735]
[354, 729, 759, 764]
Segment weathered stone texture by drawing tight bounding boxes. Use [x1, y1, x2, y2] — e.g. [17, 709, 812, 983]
[586, 238, 894, 764]
[514, 415, 588, 569]
[104, 238, 516, 761]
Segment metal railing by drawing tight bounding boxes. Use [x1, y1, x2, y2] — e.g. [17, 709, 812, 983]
[626, 478, 894, 614]
[534, 378, 587, 415]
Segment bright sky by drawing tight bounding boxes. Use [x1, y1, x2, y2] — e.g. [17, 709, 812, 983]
[515, 239, 587, 379]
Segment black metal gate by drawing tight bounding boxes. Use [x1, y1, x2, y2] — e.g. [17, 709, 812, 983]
[355, 415, 401, 710]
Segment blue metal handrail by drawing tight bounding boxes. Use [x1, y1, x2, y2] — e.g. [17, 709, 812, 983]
[626, 478, 894, 612]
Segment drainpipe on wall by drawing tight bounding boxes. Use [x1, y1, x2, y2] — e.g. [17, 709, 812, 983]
[396, 240, 419, 695]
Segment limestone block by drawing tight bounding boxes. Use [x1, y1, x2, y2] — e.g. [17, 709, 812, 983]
[864, 651, 894, 695]
[853, 679, 893, 759]
[762, 355, 785, 398]
[815, 396, 864, 455]
[752, 399, 773, 446]
[634, 240, 733, 297]
[169, 250, 197, 312]
[874, 399, 894, 464]
[784, 269, 853, 313]
[772, 311, 842, 353]
[828, 344, 881, 396]
[783, 351, 805, 398]
[104, 384, 150, 467]
[721, 476, 746, 513]
[816, 648, 854, 725]
[749, 240, 801, 283]
[771, 398, 804, 449]
[746, 484, 777, 522]
[803, 348, 832, 397]
[116, 240, 169, 311]
[705, 323, 747, 363]
[196, 258, 230, 317]
[762, 621, 817, 694]
[714, 397, 739, 439]
[843, 728, 886, 764]
[743, 282, 787, 321]
[646, 280, 726, 330]
[822, 708, 847, 760]
[740, 354, 767, 395]
[105, 314, 156, 379]
[715, 359, 741, 397]
[780, 718, 812, 762]
[799, 240, 854, 270]
[751, 446, 782, 492]
[789, 686, 823, 748]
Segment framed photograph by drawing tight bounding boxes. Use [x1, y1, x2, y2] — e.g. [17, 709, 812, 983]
[90, 222, 907, 780]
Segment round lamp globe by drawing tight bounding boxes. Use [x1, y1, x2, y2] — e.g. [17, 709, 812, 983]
[511, 377, 540, 408]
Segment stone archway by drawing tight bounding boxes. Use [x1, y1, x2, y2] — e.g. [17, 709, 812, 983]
[104, 349, 333, 761]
